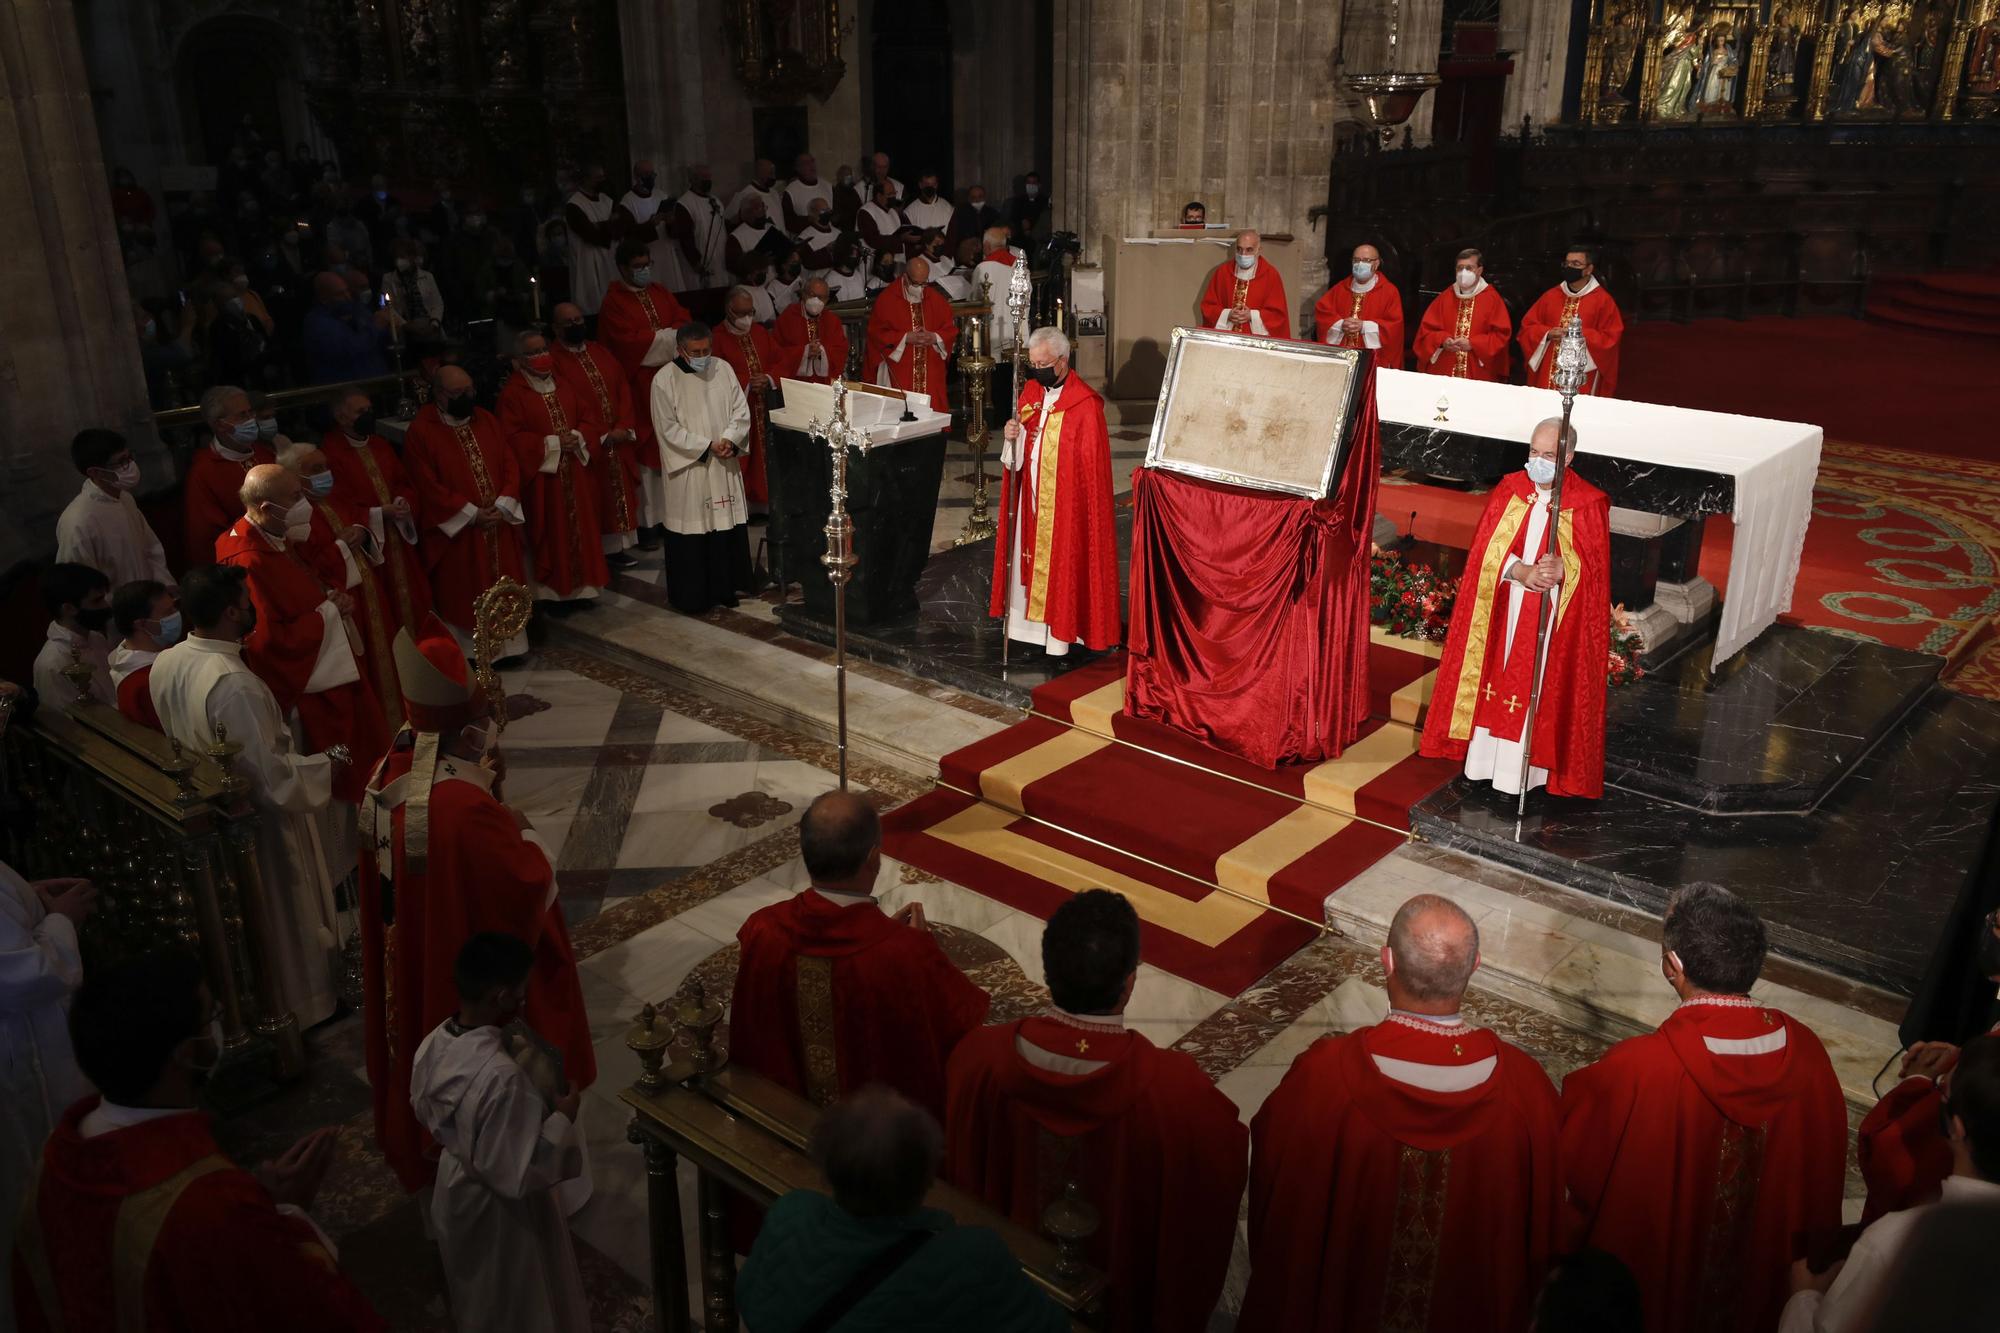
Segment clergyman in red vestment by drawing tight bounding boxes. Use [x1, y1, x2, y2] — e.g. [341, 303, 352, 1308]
[1413, 248, 1513, 382]
[288, 441, 409, 732]
[988, 327, 1119, 656]
[1419, 419, 1610, 799]
[731, 791, 989, 1121]
[1559, 883, 1847, 1333]
[496, 329, 610, 608]
[13, 951, 384, 1332]
[945, 890, 1246, 1333]
[713, 284, 782, 504]
[597, 239, 693, 533]
[183, 386, 276, 567]
[771, 276, 851, 385]
[1313, 241, 1405, 368]
[863, 254, 955, 413]
[1520, 245, 1624, 396]
[359, 615, 595, 1193]
[551, 301, 644, 560]
[322, 388, 436, 658]
[1241, 894, 1562, 1333]
[1198, 230, 1290, 338]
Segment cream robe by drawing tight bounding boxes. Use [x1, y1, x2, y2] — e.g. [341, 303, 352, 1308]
[32, 623, 114, 712]
[564, 191, 619, 317]
[411, 1022, 588, 1333]
[649, 361, 750, 535]
[55, 481, 174, 590]
[1462, 487, 1554, 796]
[150, 636, 340, 1026]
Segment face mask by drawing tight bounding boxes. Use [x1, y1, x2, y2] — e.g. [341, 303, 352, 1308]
[230, 419, 260, 445]
[804, 296, 826, 317]
[686, 355, 713, 373]
[815, 209, 832, 225]
[1234, 253, 1256, 272]
[694, 178, 712, 195]
[109, 461, 141, 491]
[1028, 364, 1063, 388]
[628, 267, 651, 287]
[1455, 268, 1478, 291]
[520, 189, 537, 205]
[444, 392, 476, 419]
[920, 187, 938, 200]
[305, 472, 335, 496]
[332, 262, 350, 276]
[1352, 261, 1374, 282]
[1563, 265, 1586, 287]
[257, 417, 279, 439]
[837, 172, 854, 186]
[76, 605, 113, 633]
[636, 172, 657, 191]
[467, 214, 487, 230]
[524, 354, 555, 377]
[727, 314, 752, 333]
[350, 410, 378, 437]
[1026, 184, 1041, 198]
[560, 324, 586, 346]
[151, 610, 185, 647]
[396, 257, 413, 272]
[1525, 455, 1558, 486]
[904, 281, 925, 300]
[970, 198, 986, 211]
[837, 262, 856, 275]
[461, 716, 498, 757]
[272, 496, 312, 541]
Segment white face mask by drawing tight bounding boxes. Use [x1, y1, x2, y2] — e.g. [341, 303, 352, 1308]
[904, 280, 925, 300]
[727, 313, 752, 333]
[1455, 268, 1479, 291]
[1234, 252, 1256, 272]
[1352, 260, 1374, 282]
[110, 461, 141, 491]
[461, 716, 498, 758]
[803, 296, 826, 317]
[272, 496, 312, 542]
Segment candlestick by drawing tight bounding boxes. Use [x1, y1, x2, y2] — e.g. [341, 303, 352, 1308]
[531, 274, 541, 322]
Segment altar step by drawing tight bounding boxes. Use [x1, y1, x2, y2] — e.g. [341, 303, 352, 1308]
[1865, 271, 2000, 339]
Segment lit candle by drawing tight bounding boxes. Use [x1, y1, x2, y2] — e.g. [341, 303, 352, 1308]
[531, 274, 541, 322]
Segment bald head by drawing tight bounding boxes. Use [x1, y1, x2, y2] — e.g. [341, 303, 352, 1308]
[799, 790, 882, 890]
[803, 276, 830, 303]
[240, 464, 303, 535]
[905, 256, 931, 287]
[1384, 894, 1480, 1008]
[433, 365, 473, 401]
[810, 1086, 941, 1219]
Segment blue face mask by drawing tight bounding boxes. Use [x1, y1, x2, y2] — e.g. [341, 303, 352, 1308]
[229, 419, 260, 445]
[305, 472, 335, 496]
[687, 355, 713, 374]
[1526, 455, 1558, 486]
[151, 611, 184, 648]
[1234, 253, 1256, 272]
[1352, 260, 1375, 282]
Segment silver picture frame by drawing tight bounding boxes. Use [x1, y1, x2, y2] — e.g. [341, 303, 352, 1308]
[1143, 326, 1367, 500]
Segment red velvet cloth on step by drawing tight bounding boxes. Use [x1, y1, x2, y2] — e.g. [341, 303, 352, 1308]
[1123, 358, 1380, 768]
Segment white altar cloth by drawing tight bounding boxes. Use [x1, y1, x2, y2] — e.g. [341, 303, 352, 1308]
[1375, 368, 1822, 669]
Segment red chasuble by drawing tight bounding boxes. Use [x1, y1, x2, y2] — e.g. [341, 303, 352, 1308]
[215, 518, 389, 805]
[321, 429, 436, 645]
[495, 374, 610, 598]
[714, 322, 780, 503]
[400, 404, 530, 632]
[1559, 1001, 1847, 1333]
[730, 890, 990, 1121]
[1313, 275, 1406, 368]
[1519, 282, 1624, 396]
[14, 1099, 385, 1332]
[1198, 258, 1290, 339]
[863, 284, 957, 412]
[598, 281, 692, 468]
[1418, 470, 1611, 798]
[554, 339, 643, 542]
[987, 373, 1121, 651]
[359, 741, 596, 1192]
[181, 440, 276, 567]
[1240, 1019, 1562, 1333]
[771, 302, 851, 385]
[944, 1016, 1247, 1333]
[308, 497, 406, 732]
[1413, 285, 1513, 382]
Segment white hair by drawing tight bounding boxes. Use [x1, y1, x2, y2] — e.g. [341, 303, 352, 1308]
[275, 437, 316, 471]
[982, 226, 1010, 253]
[1532, 416, 1579, 453]
[200, 384, 247, 425]
[1027, 326, 1070, 360]
[727, 284, 758, 310]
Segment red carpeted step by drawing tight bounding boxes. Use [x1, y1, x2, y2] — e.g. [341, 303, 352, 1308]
[1917, 271, 2000, 299]
[1874, 281, 2000, 320]
[1863, 303, 2000, 339]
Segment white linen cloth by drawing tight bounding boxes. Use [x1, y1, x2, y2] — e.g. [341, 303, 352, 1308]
[651, 360, 751, 535]
[1374, 367, 1821, 669]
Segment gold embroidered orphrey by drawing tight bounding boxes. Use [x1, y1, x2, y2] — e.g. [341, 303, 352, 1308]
[795, 954, 840, 1107]
[1379, 1144, 1451, 1333]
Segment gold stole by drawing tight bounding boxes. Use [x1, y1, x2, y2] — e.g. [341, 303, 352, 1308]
[350, 443, 421, 631]
[1231, 276, 1250, 323]
[907, 299, 928, 395]
[1342, 285, 1367, 347]
[805, 311, 823, 375]
[449, 420, 505, 576]
[1444, 492, 1582, 741]
[314, 497, 401, 726]
[536, 387, 587, 576]
[567, 348, 632, 534]
[636, 285, 665, 330]
[1026, 404, 1069, 622]
[1451, 294, 1475, 377]
[734, 329, 768, 447]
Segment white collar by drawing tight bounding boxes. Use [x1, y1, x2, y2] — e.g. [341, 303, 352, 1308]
[1349, 273, 1379, 294]
[808, 886, 877, 907]
[210, 438, 254, 463]
[438, 409, 470, 427]
[182, 635, 245, 658]
[110, 643, 160, 672]
[80, 1100, 200, 1139]
[46, 621, 90, 647]
[1561, 276, 1601, 299]
[435, 755, 496, 792]
[342, 432, 372, 447]
[82, 479, 124, 504]
[1386, 1009, 1466, 1031]
[1041, 1006, 1126, 1033]
[1455, 277, 1490, 298]
[520, 370, 555, 391]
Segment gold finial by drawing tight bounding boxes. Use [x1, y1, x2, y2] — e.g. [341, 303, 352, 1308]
[627, 1001, 674, 1093]
[1042, 1180, 1101, 1286]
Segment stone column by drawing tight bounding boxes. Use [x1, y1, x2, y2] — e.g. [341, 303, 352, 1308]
[950, 0, 1037, 198]
[617, 0, 752, 180]
[1502, 0, 1575, 127]
[1051, 0, 1342, 295]
[0, 0, 159, 572]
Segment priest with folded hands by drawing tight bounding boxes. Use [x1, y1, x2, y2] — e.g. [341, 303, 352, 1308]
[864, 254, 955, 413]
[1199, 230, 1289, 339]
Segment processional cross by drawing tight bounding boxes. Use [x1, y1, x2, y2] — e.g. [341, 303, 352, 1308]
[805, 382, 876, 790]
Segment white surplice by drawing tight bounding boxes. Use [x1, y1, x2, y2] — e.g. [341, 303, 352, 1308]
[1462, 485, 1554, 796]
[0, 860, 87, 1320]
[564, 191, 619, 317]
[411, 1021, 588, 1333]
[650, 360, 750, 536]
[55, 480, 174, 590]
[32, 623, 113, 712]
[151, 636, 340, 1026]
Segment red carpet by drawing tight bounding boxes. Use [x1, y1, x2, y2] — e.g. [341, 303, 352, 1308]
[883, 633, 1458, 996]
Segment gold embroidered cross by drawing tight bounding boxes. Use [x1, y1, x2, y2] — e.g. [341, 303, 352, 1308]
[1452, 1043, 1463, 1056]
[1076, 1038, 1090, 1055]
[1482, 683, 1496, 702]
[1504, 693, 1523, 714]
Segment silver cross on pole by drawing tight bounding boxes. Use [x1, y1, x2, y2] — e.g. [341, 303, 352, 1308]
[999, 253, 1033, 669]
[806, 380, 875, 789]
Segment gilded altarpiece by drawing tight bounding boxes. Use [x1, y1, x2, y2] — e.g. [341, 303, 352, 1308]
[301, 0, 627, 188]
[1575, 0, 1993, 121]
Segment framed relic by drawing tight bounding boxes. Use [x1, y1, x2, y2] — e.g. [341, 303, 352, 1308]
[1144, 327, 1367, 501]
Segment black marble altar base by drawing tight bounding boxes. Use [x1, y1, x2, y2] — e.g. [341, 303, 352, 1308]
[1412, 686, 2000, 993]
[1602, 625, 1941, 813]
[774, 507, 1136, 710]
[1381, 421, 1736, 520]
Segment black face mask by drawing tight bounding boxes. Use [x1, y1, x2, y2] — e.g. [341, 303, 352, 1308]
[1562, 265, 1586, 287]
[76, 606, 113, 634]
[816, 210, 832, 224]
[445, 392, 476, 418]
[920, 187, 937, 201]
[636, 174, 656, 191]
[1028, 364, 1064, 389]
[694, 178, 712, 195]
[560, 324, 587, 347]
[1977, 911, 2000, 979]
[351, 410, 378, 438]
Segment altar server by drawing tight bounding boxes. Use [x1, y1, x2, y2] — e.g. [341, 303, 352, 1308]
[1521, 244, 1624, 396]
[152, 565, 346, 1028]
[1199, 230, 1289, 338]
[945, 891, 1245, 1333]
[864, 254, 955, 413]
[649, 321, 758, 614]
[1414, 248, 1513, 382]
[731, 790, 989, 1122]
[1314, 242, 1405, 367]
[360, 616, 595, 1194]
[1419, 417, 1610, 798]
[412, 932, 588, 1333]
[990, 327, 1120, 656]
[1560, 883, 1846, 1333]
[56, 429, 173, 590]
[109, 579, 177, 730]
[1242, 893, 1562, 1333]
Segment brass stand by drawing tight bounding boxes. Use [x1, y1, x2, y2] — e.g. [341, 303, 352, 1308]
[806, 383, 875, 788]
[955, 314, 998, 547]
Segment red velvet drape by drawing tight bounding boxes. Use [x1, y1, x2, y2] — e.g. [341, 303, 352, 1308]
[1124, 359, 1381, 769]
